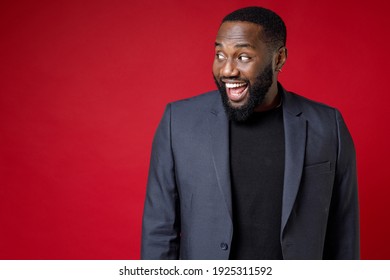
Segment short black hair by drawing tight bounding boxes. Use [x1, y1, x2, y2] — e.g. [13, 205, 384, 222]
[222, 6, 286, 50]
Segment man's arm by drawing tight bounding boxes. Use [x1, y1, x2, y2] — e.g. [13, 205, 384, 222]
[323, 109, 360, 259]
[141, 104, 180, 259]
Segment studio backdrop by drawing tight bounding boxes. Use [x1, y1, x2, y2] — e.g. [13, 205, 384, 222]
[0, 0, 389, 259]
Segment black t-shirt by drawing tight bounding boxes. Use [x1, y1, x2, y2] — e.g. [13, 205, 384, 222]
[229, 106, 285, 259]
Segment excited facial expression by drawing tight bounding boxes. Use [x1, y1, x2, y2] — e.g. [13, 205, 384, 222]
[213, 21, 276, 121]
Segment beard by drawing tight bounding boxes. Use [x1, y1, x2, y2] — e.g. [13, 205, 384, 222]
[214, 62, 274, 122]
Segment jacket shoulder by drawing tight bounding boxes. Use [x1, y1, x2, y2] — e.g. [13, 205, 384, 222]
[287, 91, 336, 111]
[284, 90, 339, 121]
[168, 91, 220, 113]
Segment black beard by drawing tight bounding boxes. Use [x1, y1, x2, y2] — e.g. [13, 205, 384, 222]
[214, 62, 274, 122]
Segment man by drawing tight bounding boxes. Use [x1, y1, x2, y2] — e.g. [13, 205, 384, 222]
[141, 6, 359, 260]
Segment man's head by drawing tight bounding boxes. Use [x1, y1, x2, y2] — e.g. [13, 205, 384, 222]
[213, 7, 287, 121]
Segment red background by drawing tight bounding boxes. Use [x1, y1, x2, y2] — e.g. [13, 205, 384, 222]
[1, 0, 389, 259]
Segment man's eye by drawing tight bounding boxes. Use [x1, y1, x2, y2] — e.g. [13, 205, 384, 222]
[216, 53, 225, 60]
[238, 56, 250, 61]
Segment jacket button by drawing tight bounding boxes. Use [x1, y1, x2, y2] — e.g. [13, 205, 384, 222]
[220, 243, 228, 250]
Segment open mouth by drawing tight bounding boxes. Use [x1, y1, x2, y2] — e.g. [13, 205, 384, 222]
[225, 82, 249, 103]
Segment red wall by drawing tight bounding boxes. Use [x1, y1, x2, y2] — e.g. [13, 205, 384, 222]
[1, 0, 389, 259]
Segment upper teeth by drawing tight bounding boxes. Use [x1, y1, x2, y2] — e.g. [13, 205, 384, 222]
[225, 83, 246, 88]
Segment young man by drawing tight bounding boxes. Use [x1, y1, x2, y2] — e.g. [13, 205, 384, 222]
[141, 6, 359, 260]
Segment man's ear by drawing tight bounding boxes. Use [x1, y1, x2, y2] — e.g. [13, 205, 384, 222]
[275, 46, 287, 72]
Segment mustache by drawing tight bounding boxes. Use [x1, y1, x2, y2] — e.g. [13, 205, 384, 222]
[213, 75, 249, 86]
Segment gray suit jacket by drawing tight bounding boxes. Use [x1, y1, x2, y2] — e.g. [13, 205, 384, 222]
[141, 85, 359, 259]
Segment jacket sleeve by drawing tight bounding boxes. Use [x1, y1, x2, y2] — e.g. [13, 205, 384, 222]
[323, 109, 360, 259]
[141, 104, 181, 259]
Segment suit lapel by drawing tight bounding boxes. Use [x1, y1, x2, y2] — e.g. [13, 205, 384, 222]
[281, 89, 307, 235]
[208, 95, 233, 220]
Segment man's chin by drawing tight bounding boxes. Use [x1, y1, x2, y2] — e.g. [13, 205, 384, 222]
[227, 98, 249, 110]
[225, 98, 256, 122]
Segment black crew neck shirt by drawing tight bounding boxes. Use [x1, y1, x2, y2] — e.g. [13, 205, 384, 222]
[229, 106, 285, 260]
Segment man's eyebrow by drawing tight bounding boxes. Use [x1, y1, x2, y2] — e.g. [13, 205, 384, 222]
[214, 42, 256, 49]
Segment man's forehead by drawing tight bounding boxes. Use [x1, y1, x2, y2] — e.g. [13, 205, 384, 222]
[215, 21, 263, 44]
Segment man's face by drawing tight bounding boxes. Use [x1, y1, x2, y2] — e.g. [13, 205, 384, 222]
[213, 21, 275, 121]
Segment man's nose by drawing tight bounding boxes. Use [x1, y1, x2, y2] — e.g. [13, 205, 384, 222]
[222, 59, 239, 77]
